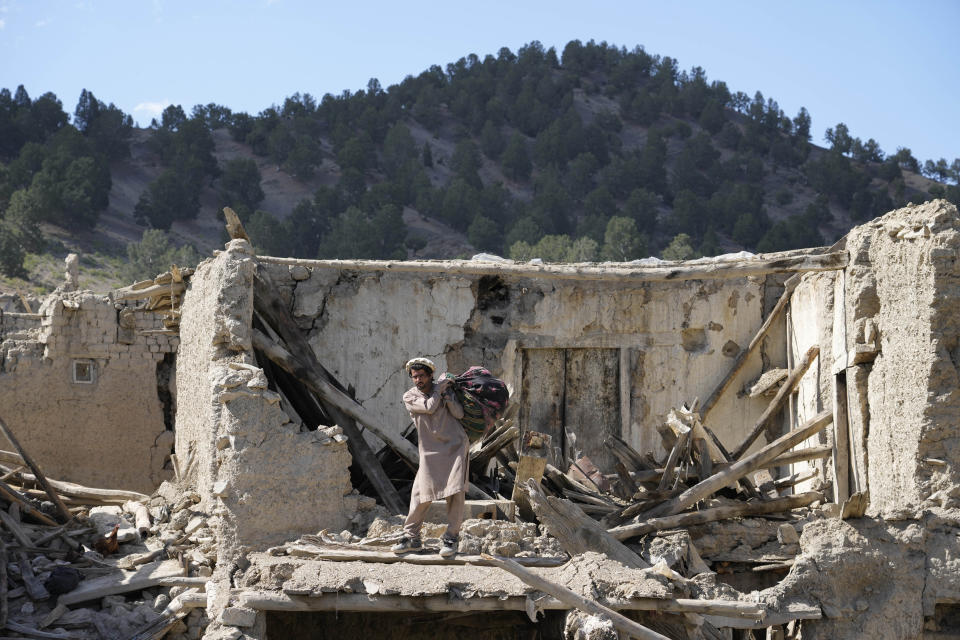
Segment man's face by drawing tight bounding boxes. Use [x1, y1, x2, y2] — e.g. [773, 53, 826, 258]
[411, 368, 433, 392]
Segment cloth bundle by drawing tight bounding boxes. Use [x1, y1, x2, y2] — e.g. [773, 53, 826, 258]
[442, 366, 509, 443]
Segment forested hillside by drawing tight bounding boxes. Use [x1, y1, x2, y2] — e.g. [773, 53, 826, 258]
[1, 40, 958, 291]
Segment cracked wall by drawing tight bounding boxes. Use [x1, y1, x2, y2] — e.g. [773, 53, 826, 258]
[0, 291, 178, 492]
[271, 262, 786, 461]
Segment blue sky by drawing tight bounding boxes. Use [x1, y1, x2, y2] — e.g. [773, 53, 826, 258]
[1, 0, 957, 165]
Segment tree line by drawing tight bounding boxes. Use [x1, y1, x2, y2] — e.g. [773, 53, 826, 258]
[1, 39, 958, 279]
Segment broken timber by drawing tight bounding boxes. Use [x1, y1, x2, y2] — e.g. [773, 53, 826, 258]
[609, 491, 823, 540]
[643, 410, 833, 519]
[731, 344, 821, 460]
[700, 275, 799, 420]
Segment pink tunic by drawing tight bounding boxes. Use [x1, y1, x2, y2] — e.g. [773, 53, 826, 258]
[403, 385, 468, 505]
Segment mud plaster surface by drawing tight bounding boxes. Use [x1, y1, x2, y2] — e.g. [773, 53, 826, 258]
[241, 551, 675, 602]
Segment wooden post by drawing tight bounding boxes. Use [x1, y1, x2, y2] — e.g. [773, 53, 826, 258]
[642, 410, 832, 519]
[831, 372, 850, 503]
[480, 553, 671, 640]
[0, 415, 72, 523]
[731, 345, 820, 460]
[609, 491, 823, 540]
[511, 431, 551, 521]
[701, 276, 799, 421]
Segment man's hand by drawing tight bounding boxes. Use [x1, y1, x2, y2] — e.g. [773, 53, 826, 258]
[437, 376, 452, 392]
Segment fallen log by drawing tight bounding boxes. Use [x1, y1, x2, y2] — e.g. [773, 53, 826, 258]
[0, 417, 71, 522]
[524, 480, 648, 569]
[731, 345, 820, 460]
[642, 410, 833, 519]
[480, 553, 671, 640]
[17, 549, 50, 601]
[609, 491, 823, 540]
[701, 276, 799, 421]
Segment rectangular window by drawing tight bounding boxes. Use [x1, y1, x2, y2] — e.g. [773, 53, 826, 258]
[72, 359, 95, 384]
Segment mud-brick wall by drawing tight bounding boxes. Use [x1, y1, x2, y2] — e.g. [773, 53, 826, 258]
[842, 200, 960, 515]
[267, 261, 789, 469]
[176, 241, 352, 550]
[0, 292, 178, 493]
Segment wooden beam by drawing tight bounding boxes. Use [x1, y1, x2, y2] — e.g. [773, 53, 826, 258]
[769, 444, 832, 467]
[609, 491, 823, 540]
[113, 281, 186, 301]
[642, 410, 832, 519]
[480, 554, 672, 640]
[251, 329, 419, 466]
[731, 345, 820, 460]
[0, 416, 72, 522]
[701, 277, 799, 420]
[831, 372, 851, 503]
[0, 453, 149, 504]
[251, 269, 407, 515]
[524, 480, 648, 569]
[256, 250, 848, 284]
[239, 591, 764, 619]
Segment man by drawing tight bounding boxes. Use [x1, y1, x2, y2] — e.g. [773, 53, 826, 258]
[392, 357, 467, 557]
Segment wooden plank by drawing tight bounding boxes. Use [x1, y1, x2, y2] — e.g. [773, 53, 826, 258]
[845, 365, 869, 493]
[730, 345, 820, 460]
[58, 560, 184, 606]
[511, 431, 551, 521]
[564, 348, 620, 472]
[480, 553, 671, 640]
[701, 276, 799, 421]
[642, 411, 832, 519]
[520, 348, 566, 467]
[0, 510, 33, 548]
[609, 492, 822, 540]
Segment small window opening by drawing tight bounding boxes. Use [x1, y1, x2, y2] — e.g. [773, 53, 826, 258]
[72, 359, 95, 384]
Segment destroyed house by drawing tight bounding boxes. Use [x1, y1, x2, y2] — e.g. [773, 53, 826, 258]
[0, 199, 958, 639]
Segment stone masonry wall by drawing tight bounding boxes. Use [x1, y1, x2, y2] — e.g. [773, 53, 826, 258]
[0, 291, 177, 493]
